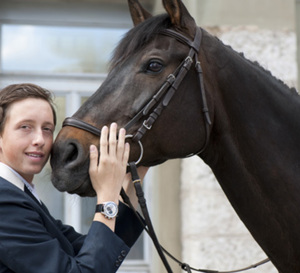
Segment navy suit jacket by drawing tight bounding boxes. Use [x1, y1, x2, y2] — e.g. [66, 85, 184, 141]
[0, 177, 143, 273]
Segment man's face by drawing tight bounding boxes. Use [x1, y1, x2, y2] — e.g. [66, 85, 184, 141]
[0, 98, 55, 183]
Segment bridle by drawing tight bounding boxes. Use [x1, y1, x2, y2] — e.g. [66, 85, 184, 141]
[61, 27, 270, 272]
[63, 27, 212, 161]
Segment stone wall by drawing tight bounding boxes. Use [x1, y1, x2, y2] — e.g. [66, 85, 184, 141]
[180, 26, 297, 272]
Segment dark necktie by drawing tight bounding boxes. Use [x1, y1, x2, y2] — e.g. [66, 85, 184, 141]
[24, 186, 50, 214]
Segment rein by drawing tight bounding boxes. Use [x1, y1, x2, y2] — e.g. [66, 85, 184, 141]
[123, 162, 270, 273]
[61, 27, 270, 272]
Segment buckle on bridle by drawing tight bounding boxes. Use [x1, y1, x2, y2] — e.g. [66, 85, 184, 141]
[184, 56, 193, 68]
[143, 120, 152, 130]
[167, 74, 176, 82]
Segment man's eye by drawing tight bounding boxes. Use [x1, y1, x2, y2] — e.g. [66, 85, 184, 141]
[43, 127, 54, 133]
[21, 125, 30, 130]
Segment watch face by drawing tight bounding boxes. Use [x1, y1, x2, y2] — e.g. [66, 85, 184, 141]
[104, 202, 118, 218]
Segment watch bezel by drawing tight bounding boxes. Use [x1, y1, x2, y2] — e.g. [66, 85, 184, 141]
[96, 201, 118, 219]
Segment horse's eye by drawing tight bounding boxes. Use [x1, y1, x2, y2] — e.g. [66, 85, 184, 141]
[146, 61, 163, 73]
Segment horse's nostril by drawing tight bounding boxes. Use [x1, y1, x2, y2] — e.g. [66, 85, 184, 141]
[65, 143, 79, 164]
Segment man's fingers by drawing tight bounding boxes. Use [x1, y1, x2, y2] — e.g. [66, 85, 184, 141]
[89, 144, 98, 174]
[117, 127, 126, 158]
[100, 125, 109, 156]
[109, 123, 117, 156]
[123, 142, 130, 165]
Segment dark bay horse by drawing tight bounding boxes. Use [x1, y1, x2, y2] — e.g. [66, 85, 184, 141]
[50, 0, 300, 271]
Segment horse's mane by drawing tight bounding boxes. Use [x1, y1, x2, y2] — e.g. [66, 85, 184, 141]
[214, 35, 298, 96]
[244, 54, 298, 96]
[110, 14, 171, 70]
[251, 59, 298, 94]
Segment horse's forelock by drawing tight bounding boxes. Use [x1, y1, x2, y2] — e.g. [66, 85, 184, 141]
[109, 14, 172, 70]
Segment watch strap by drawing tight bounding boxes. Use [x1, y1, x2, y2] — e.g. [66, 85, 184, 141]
[95, 204, 104, 213]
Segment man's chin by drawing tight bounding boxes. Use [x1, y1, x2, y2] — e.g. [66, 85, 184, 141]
[23, 166, 45, 180]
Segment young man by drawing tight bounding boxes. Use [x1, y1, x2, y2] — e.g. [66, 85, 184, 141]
[0, 83, 146, 273]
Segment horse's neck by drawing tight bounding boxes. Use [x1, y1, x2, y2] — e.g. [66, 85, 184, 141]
[206, 45, 300, 170]
[206, 43, 300, 184]
[201, 41, 300, 272]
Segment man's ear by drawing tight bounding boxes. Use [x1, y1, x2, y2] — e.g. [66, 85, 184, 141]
[162, 0, 196, 36]
[128, 0, 152, 26]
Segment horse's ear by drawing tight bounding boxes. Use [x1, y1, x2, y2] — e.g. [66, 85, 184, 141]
[163, 0, 196, 34]
[128, 0, 152, 26]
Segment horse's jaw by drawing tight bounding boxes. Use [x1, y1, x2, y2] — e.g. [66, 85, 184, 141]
[50, 159, 96, 197]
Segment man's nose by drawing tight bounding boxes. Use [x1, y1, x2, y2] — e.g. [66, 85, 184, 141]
[32, 129, 45, 146]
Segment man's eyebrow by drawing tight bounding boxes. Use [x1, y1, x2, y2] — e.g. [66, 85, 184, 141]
[15, 119, 35, 124]
[43, 121, 55, 128]
[16, 119, 54, 126]
[43, 121, 55, 125]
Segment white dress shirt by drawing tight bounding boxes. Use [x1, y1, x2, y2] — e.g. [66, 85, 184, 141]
[0, 162, 41, 203]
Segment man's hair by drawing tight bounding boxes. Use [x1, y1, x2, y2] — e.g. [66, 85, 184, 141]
[0, 83, 57, 133]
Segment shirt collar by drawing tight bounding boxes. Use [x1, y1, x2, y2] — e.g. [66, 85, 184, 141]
[0, 162, 41, 203]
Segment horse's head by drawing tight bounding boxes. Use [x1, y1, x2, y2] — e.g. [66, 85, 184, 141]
[51, 0, 213, 196]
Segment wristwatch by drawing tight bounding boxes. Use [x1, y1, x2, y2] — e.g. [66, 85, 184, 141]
[95, 202, 118, 219]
